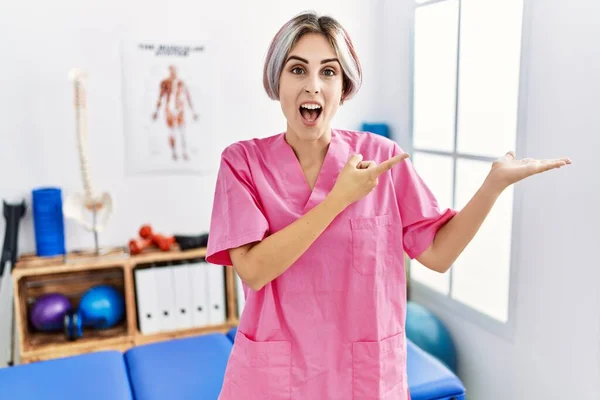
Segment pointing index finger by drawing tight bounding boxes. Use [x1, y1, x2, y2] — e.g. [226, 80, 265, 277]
[372, 153, 410, 177]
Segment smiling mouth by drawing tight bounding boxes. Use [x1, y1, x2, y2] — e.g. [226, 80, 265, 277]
[299, 105, 322, 124]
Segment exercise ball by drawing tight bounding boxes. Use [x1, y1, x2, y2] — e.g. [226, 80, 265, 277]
[79, 285, 125, 329]
[30, 293, 72, 331]
[406, 301, 458, 373]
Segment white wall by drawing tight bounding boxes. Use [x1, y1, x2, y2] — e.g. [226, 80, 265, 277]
[0, 0, 384, 254]
[386, 0, 599, 399]
[378, 0, 415, 151]
[0, 0, 386, 365]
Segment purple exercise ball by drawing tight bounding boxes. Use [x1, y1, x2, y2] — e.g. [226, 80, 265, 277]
[30, 293, 72, 331]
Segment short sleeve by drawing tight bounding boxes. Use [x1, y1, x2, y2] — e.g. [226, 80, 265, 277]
[391, 143, 457, 259]
[205, 144, 270, 266]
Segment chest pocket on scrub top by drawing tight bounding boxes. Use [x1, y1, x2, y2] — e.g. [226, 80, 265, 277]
[350, 215, 393, 276]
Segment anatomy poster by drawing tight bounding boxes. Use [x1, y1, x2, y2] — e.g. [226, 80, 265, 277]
[122, 39, 220, 174]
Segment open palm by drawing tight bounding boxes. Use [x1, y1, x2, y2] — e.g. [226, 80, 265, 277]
[489, 151, 572, 189]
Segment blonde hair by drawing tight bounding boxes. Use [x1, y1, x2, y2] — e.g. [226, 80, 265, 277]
[263, 11, 362, 104]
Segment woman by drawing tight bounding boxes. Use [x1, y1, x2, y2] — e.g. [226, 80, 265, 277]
[206, 11, 570, 400]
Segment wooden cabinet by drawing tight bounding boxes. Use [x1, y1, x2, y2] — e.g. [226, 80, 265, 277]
[12, 247, 239, 364]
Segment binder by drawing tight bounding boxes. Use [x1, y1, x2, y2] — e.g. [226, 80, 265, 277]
[134, 267, 161, 334]
[235, 272, 246, 318]
[154, 265, 177, 332]
[172, 263, 194, 330]
[190, 260, 209, 328]
[206, 264, 226, 325]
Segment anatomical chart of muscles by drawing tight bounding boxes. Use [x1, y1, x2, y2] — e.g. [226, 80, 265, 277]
[121, 39, 221, 175]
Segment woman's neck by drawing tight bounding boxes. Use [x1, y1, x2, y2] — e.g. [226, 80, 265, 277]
[284, 128, 332, 168]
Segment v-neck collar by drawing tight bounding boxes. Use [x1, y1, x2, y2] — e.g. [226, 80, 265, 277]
[273, 129, 350, 214]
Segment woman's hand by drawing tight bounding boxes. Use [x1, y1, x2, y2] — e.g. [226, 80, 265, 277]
[330, 152, 409, 207]
[485, 151, 572, 192]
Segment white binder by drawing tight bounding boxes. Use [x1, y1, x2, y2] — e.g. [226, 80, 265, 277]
[235, 272, 246, 319]
[134, 267, 161, 334]
[190, 261, 209, 328]
[154, 265, 177, 332]
[172, 263, 194, 330]
[0, 261, 14, 366]
[207, 264, 226, 325]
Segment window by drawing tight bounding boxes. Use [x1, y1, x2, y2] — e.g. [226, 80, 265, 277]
[409, 0, 525, 325]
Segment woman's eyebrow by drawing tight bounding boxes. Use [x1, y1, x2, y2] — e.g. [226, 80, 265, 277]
[320, 58, 340, 65]
[285, 55, 340, 65]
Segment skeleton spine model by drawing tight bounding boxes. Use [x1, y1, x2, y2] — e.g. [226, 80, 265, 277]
[64, 69, 114, 253]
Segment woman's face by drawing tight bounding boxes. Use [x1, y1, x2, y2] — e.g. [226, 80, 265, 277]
[278, 33, 344, 142]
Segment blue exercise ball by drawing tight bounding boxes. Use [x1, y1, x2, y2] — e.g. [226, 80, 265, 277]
[406, 301, 458, 373]
[79, 285, 125, 329]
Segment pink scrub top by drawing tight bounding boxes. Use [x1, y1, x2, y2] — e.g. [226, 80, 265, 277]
[206, 129, 456, 400]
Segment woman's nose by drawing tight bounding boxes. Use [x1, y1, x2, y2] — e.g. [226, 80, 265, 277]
[304, 75, 321, 94]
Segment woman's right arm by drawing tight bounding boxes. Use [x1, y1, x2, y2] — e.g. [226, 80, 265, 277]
[229, 152, 409, 291]
[229, 192, 347, 291]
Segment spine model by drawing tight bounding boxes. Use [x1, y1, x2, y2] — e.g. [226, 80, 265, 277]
[70, 70, 95, 207]
[64, 69, 114, 253]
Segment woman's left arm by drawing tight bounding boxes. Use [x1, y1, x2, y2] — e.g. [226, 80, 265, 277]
[416, 151, 571, 273]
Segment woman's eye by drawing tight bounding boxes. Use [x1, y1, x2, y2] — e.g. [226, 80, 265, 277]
[291, 67, 305, 74]
[323, 69, 335, 76]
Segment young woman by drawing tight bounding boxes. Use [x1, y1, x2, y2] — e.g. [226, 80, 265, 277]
[206, 11, 571, 400]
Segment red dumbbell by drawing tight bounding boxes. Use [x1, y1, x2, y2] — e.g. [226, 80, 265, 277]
[128, 238, 153, 255]
[138, 224, 175, 252]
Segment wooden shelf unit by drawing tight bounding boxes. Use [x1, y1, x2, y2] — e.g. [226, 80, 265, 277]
[12, 246, 239, 364]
